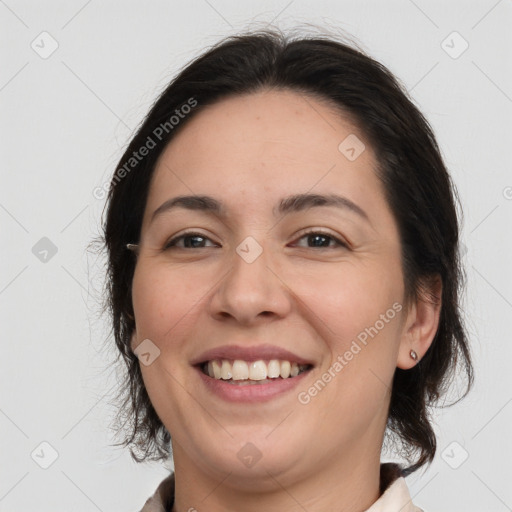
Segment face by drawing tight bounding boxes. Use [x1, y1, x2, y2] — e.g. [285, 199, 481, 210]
[130, 89, 411, 489]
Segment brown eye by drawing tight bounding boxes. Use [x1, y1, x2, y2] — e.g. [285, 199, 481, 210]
[292, 230, 348, 249]
[164, 232, 219, 249]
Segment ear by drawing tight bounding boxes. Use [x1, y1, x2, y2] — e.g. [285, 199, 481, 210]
[126, 311, 137, 352]
[397, 275, 442, 369]
[129, 328, 138, 353]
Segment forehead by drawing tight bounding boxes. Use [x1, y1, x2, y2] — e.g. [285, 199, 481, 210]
[144, 89, 388, 225]
[157, 89, 369, 170]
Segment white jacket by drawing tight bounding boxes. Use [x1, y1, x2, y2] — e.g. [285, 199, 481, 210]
[139, 462, 424, 512]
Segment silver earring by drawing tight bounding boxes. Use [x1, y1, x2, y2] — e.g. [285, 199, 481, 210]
[410, 349, 418, 361]
[126, 243, 139, 252]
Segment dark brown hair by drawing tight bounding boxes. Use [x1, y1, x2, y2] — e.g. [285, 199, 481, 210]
[101, 28, 473, 475]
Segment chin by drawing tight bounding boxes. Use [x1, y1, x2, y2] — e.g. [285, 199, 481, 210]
[185, 429, 308, 488]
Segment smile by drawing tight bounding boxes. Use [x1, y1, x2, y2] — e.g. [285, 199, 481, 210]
[192, 344, 315, 402]
[201, 359, 312, 383]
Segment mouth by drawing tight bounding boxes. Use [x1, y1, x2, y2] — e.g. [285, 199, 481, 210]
[191, 344, 316, 401]
[198, 359, 313, 385]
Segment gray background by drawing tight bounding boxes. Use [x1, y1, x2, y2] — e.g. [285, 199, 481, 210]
[1, 1, 511, 511]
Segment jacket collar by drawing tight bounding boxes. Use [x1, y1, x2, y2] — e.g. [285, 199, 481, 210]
[365, 464, 423, 511]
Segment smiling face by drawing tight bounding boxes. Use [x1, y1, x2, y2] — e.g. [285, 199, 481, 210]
[130, 89, 417, 491]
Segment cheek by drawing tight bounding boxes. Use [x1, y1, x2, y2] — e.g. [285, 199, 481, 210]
[131, 262, 209, 341]
[291, 259, 404, 352]
[302, 263, 403, 416]
[131, 263, 205, 435]
[291, 259, 404, 421]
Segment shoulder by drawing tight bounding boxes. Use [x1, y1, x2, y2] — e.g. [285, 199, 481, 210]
[366, 463, 425, 512]
[138, 473, 175, 512]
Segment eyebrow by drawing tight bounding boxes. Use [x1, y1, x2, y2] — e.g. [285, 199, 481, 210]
[150, 193, 370, 224]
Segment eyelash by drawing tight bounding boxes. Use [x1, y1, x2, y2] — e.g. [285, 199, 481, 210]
[163, 229, 348, 250]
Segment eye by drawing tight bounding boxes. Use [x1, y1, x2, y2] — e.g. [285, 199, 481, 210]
[291, 229, 348, 249]
[163, 229, 348, 250]
[164, 231, 219, 249]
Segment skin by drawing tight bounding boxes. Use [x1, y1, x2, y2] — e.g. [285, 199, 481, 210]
[130, 89, 442, 512]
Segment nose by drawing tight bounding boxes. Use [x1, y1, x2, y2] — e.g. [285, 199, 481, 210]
[208, 241, 292, 326]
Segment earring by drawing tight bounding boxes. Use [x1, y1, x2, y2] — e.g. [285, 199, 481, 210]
[126, 243, 139, 252]
[410, 349, 418, 361]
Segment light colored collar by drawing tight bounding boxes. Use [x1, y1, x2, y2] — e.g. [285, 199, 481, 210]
[364, 476, 424, 512]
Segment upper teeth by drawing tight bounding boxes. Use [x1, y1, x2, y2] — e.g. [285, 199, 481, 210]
[204, 359, 308, 380]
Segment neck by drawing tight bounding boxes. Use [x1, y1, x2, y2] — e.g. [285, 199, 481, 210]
[171, 443, 382, 512]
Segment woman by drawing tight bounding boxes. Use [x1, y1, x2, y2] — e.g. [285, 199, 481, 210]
[101, 29, 473, 512]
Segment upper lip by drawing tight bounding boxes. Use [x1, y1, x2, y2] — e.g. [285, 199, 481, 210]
[191, 344, 315, 366]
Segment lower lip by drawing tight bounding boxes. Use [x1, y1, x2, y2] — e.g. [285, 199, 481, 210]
[195, 366, 312, 403]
